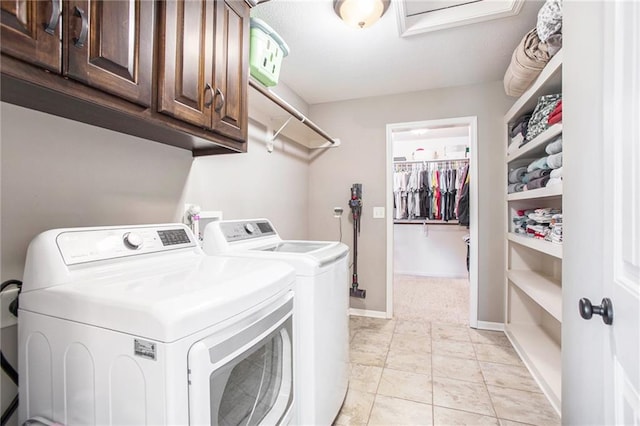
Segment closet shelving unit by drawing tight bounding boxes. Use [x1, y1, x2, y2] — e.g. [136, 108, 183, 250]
[248, 78, 340, 149]
[503, 49, 563, 414]
[393, 158, 468, 225]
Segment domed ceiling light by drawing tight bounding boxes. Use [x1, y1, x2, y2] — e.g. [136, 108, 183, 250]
[334, 0, 391, 29]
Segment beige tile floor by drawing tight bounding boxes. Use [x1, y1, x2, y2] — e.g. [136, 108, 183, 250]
[335, 276, 560, 426]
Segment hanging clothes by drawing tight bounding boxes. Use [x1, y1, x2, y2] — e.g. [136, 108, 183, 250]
[393, 159, 469, 222]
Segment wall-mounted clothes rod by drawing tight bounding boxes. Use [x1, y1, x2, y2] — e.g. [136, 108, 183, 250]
[394, 158, 469, 164]
[249, 79, 339, 148]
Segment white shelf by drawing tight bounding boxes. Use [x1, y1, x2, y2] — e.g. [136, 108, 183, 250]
[507, 124, 563, 163]
[505, 49, 563, 123]
[507, 183, 563, 201]
[505, 323, 561, 414]
[507, 270, 562, 322]
[507, 233, 563, 259]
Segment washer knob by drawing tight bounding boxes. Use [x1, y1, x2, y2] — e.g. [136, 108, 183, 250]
[123, 232, 143, 250]
[244, 223, 256, 234]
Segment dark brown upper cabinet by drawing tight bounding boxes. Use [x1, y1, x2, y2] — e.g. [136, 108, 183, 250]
[212, 0, 248, 142]
[158, 0, 248, 142]
[0, 0, 62, 72]
[64, 0, 154, 107]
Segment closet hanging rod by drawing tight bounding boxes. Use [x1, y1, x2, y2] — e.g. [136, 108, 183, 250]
[249, 79, 338, 146]
[394, 158, 469, 164]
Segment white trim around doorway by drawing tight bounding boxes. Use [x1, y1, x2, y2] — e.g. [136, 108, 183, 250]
[385, 116, 479, 327]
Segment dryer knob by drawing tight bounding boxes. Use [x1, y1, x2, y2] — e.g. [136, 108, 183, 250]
[244, 223, 256, 234]
[123, 232, 144, 250]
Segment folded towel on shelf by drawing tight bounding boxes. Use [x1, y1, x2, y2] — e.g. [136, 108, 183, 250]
[537, 0, 563, 43]
[523, 168, 551, 184]
[526, 175, 551, 190]
[527, 94, 562, 141]
[545, 136, 563, 154]
[550, 167, 563, 178]
[503, 29, 551, 97]
[548, 111, 562, 125]
[511, 133, 525, 147]
[547, 152, 563, 168]
[510, 115, 532, 138]
[528, 208, 561, 223]
[508, 166, 528, 183]
[508, 183, 525, 193]
[527, 156, 550, 172]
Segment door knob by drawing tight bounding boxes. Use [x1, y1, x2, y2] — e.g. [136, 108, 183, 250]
[579, 297, 613, 325]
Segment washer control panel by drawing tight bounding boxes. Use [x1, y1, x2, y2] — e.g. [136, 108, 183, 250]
[219, 220, 276, 242]
[56, 225, 195, 265]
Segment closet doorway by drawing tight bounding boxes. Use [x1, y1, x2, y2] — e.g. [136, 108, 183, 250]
[385, 117, 478, 327]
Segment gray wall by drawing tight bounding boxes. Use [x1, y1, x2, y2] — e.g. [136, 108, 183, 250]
[307, 81, 511, 321]
[0, 102, 310, 422]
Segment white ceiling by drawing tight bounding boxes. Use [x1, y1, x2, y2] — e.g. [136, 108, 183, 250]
[251, 0, 543, 105]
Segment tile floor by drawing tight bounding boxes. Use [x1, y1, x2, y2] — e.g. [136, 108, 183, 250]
[335, 276, 560, 426]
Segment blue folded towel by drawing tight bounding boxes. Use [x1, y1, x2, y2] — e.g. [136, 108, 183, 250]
[527, 156, 550, 173]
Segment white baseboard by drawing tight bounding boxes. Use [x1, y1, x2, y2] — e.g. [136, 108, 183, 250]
[475, 321, 504, 331]
[349, 308, 390, 319]
[393, 270, 468, 279]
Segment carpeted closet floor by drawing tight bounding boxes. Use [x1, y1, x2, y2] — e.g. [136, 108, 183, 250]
[393, 275, 470, 324]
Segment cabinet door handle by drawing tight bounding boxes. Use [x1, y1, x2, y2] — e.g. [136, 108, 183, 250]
[214, 87, 225, 113]
[73, 6, 88, 48]
[204, 83, 215, 108]
[44, 0, 61, 35]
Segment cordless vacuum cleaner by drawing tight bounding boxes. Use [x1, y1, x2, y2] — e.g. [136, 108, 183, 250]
[349, 183, 366, 298]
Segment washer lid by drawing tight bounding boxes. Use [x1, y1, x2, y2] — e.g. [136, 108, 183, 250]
[19, 255, 295, 343]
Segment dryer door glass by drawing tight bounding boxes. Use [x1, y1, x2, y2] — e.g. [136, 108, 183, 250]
[187, 295, 294, 426]
[214, 330, 286, 425]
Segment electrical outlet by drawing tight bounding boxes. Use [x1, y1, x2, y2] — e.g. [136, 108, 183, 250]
[333, 207, 344, 217]
[1, 287, 19, 329]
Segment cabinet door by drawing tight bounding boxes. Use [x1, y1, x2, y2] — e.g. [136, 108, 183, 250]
[211, 0, 248, 142]
[0, 0, 61, 72]
[64, 0, 154, 107]
[158, 0, 214, 128]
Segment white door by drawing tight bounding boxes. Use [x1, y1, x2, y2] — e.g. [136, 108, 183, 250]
[563, 1, 640, 424]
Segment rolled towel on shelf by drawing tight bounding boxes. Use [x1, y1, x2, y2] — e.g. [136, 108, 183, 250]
[547, 152, 563, 169]
[527, 156, 550, 172]
[508, 183, 526, 193]
[523, 168, 551, 184]
[508, 166, 528, 183]
[545, 136, 563, 154]
[546, 177, 562, 187]
[550, 166, 563, 178]
[525, 175, 550, 190]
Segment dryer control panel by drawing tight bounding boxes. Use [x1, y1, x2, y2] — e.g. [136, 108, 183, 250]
[219, 220, 277, 242]
[56, 224, 196, 265]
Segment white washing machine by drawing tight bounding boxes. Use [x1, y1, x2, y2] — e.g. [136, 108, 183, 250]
[18, 224, 296, 426]
[202, 219, 349, 426]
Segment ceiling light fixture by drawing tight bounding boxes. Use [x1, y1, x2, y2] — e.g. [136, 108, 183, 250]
[334, 0, 390, 29]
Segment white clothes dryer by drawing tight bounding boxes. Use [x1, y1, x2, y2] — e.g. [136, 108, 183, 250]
[18, 224, 296, 426]
[202, 219, 350, 426]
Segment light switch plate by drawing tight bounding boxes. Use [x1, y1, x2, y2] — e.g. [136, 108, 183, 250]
[373, 207, 385, 219]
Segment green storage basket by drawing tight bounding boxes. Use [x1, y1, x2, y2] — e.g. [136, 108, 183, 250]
[249, 18, 289, 87]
